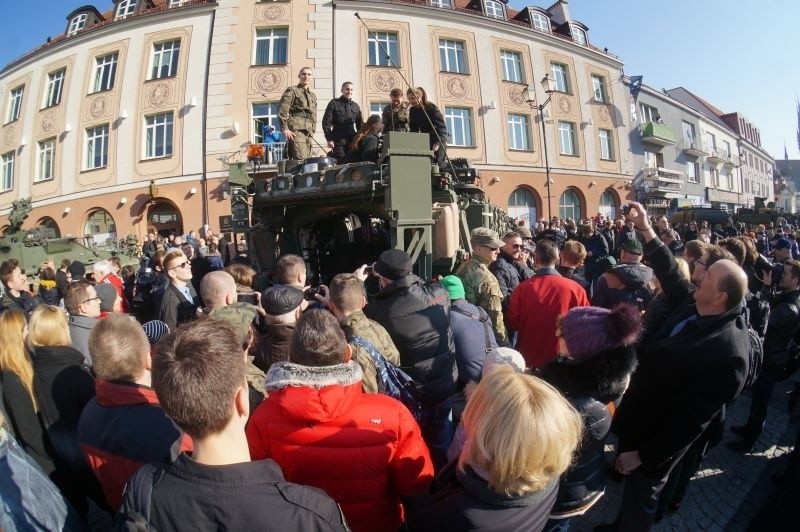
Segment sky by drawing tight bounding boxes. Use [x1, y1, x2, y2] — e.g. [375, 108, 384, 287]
[2, 0, 798, 160]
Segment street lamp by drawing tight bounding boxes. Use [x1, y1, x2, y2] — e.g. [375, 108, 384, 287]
[524, 74, 556, 220]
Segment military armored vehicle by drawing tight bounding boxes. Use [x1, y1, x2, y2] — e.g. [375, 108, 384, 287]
[228, 132, 510, 282]
[0, 228, 113, 279]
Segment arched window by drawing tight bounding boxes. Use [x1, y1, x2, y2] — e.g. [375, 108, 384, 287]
[148, 201, 183, 237]
[599, 190, 617, 220]
[83, 209, 116, 246]
[36, 217, 61, 238]
[508, 188, 537, 226]
[559, 189, 582, 221]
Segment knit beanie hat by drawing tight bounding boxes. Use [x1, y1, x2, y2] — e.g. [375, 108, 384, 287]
[94, 283, 118, 312]
[483, 347, 527, 375]
[560, 304, 641, 360]
[142, 320, 170, 345]
[440, 275, 465, 300]
[373, 249, 412, 280]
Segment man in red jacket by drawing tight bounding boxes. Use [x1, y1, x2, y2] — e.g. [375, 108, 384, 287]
[247, 309, 434, 532]
[506, 239, 590, 368]
[78, 314, 192, 509]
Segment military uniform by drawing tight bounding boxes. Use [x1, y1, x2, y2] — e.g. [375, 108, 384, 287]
[340, 310, 401, 394]
[279, 84, 317, 160]
[382, 102, 410, 132]
[455, 254, 507, 347]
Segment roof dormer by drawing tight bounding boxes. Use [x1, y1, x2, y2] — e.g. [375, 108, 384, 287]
[569, 21, 589, 46]
[513, 7, 552, 33]
[465, 0, 508, 20]
[65, 6, 104, 37]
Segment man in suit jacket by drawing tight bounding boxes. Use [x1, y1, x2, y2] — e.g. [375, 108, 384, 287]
[600, 201, 750, 532]
[158, 250, 198, 330]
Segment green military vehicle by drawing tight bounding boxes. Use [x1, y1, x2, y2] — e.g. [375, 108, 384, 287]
[228, 132, 510, 282]
[0, 228, 113, 279]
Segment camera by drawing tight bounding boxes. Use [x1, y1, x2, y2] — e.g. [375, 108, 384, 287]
[304, 285, 325, 302]
[621, 205, 631, 216]
[267, 125, 275, 132]
[364, 265, 374, 276]
[237, 292, 259, 306]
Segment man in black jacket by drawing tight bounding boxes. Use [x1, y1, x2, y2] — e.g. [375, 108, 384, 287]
[730, 259, 800, 452]
[119, 318, 348, 531]
[364, 249, 457, 469]
[599, 201, 749, 532]
[322, 81, 363, 162]
[157, 250, 199, 330]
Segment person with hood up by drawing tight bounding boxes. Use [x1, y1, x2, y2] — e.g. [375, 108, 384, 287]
[591, 239, 655, 313]
[539, 304, 640, 531]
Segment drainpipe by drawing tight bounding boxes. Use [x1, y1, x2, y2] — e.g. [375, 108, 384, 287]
[200, 7, 216, 227]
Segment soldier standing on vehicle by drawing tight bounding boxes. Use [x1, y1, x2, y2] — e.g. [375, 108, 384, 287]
[279, 67, 317, 160]
[455, 228, 508, 346]
[322, 81, 363, 163]
[382, 88, 410, 132]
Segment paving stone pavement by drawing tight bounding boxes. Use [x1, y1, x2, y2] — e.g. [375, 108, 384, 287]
[570, 379, 799, 532]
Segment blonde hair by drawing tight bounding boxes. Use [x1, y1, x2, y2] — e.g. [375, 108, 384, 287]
[0, 310, 37, 410]
[29, 304, 72, 347]
[460, 366, 582, 496]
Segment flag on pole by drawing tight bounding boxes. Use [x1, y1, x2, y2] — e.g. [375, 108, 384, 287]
[629, 76, 643, 123]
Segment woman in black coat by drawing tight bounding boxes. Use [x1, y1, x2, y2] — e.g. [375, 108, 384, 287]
[407, 87, 448, 166]
[348, 114, 384, 163]
[407, 367, 582, 532]
[539, 304, 640, 531]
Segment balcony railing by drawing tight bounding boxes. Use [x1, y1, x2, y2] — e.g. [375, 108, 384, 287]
[640, 166, 683, 193]
[247, 142, 287, 167]
[640, 122, 677, 146]
[680, 137, 707, 157]
[706, 146, 732, 166]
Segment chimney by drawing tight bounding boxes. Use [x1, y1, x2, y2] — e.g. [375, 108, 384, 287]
[548, 0, 572, 27]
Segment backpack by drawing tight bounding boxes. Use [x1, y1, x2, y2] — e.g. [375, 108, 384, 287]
[350, 336, 424, 421]
[604, 269, 656, 312]
[741, 304, 765, 392]
[113, 463, 167, 532]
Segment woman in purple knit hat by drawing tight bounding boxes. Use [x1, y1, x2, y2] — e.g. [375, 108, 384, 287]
[538, 303, 641, 532]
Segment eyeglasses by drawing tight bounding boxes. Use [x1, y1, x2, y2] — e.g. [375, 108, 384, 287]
[169, 261, 190, 270]
[82, 296, 100, 305]
[510, 244, 523, 249]
[695, 260, 707, 269]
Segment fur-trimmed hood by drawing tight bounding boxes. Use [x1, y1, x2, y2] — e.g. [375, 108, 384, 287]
[539, 344, 637, 404]
[265, 360, 363, 392]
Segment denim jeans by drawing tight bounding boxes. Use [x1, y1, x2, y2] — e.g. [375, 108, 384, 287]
[0, 426, 82, 531]
[420, 397, 454, 471]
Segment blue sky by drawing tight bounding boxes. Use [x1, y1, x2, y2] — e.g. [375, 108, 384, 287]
[2, 0, 798, 159]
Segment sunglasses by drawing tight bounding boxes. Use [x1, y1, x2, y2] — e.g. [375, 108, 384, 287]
[169, 261, 190, 270]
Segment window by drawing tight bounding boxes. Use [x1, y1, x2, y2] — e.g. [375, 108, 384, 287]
[93, 53, 118, 92]
[430, 0, 451, 6]
[508, 188, 537, 225]
[254, 28, 288, 65]
[726, 170, 734, 190]
[484, 0, 504, 18]
[571, 26, 587, 45]
[116, 0, 137, 20]
[84, 209, 116, 246]
[559, 189, 582, 221]
[686, 161, 699, 183]
[439, 39, 466, 74]
[599, 190, 617, 219]
[170, 0, 190, 5]
[682, 121, 696, 143]
[253, 103, 279, 143]
[67, 14, 87, 36]
[598, 129, 613, 160]
[500, 51, 523, 83]
[368, 32, 399, 67]
[370, 102, 388, 115]
[6, 86, 24, 123]
[507, 114, 530, 151]
[558, 121, 577, 155]
[144, 112, 174, 159]
[550, 63, 569, 93]
[43, 69, 66, 108]
[704, 132, 716, 153]
[150, 40, 180, 79]
[530, 12, 550, 32]
[591, 75, 605, 103]
[722, 140, 731, 158]
[639, 103, 659, 124]
[643, 150, 663, 169]
[445, 107, 473, 147]
[85, 124, 109, 170]
[710, 168, 720, 188]
[36, 139, 56, 182]
[1, 152, 14, 192]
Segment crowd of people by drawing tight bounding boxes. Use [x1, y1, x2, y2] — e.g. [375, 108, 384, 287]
[279, 67, 448, 166]
[1, 201, 799, 531]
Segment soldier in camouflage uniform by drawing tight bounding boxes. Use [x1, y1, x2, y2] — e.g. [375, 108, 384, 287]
[279, 67, 318, 160]
[382, 88, 410, 132]
[454, 227, 507, 346]
[325, 273, 401, 394]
